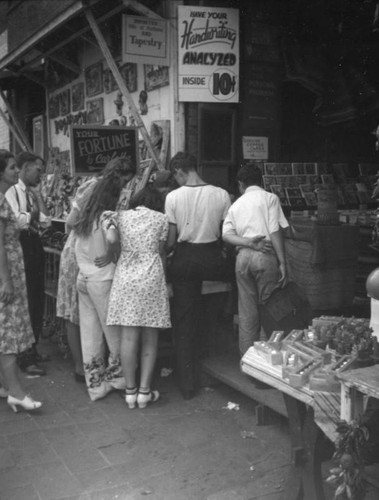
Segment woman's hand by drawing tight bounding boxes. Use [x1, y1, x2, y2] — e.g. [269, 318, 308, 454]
[0, 280, 14, 304]
[94, 254, 112, 268]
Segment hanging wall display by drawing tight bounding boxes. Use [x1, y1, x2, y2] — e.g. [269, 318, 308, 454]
[119, 63, 137, 93]
[85, 61, 103, 97]
[86, 98, 104, 124]
[103, 68, 118, 94]
[70, 124, 139, 175]
[71, 82, 85, 112]
[59, 89, 71, 116]
[144, 65, 169, 91]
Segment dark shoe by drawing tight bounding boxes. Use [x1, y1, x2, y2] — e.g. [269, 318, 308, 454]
[74, 373, 85, 384]
[34, 352, 51, 363]
[22, 364, 46, 377]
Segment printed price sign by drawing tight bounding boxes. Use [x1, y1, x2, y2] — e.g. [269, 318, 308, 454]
[178, 6, 239, 103]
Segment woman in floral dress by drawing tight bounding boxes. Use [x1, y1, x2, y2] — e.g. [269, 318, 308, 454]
[106, 186, 171, 409]
[0, 150, 41, 412]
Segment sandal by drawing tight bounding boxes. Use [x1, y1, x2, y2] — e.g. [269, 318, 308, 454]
[125, 387, 138, 409]
[137, 389, 159, 409]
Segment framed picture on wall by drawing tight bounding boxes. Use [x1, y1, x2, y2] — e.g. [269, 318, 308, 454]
[32, 115, 44, 158]
[85, 61, 103, 97]
[103, 68, 118, 94]
[86, 97, 104, 124]
[119, 63, 137, 93]
[72, 82, 85, 112]
[59, 89, 71, 116]
[144, 65, 169, 91]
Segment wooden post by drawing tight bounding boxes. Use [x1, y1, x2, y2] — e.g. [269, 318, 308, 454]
[0, 106, 29, 151]
[83, 5, 163, 170]
[0, 90, 32, 151]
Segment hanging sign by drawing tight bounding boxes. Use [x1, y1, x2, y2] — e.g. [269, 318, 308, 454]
[123, 15, 169, 65]
[242, 136, 268, 160]
[177, 6, 239, 103]
[70, 125, 138, 175]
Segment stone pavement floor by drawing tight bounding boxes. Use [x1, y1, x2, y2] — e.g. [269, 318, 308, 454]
[0, 337, 293, 500]
[6, 335, 372, 500]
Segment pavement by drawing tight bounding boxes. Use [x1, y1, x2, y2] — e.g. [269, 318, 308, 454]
[0, 335, 293, 500]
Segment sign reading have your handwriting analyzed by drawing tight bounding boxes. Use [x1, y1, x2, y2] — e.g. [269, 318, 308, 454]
[178, 6, 239, 103]
[70, 125, 138, 175]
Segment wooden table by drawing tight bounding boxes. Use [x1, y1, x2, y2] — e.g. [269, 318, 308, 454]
[337, 365, 379, 421]
[241, 348, 339, 500]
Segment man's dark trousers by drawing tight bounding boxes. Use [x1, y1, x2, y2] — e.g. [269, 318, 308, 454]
[18, 229, 45, 366]
[169, 242, 233, 399]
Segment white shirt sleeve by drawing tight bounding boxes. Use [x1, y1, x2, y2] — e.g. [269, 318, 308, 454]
[5, 186, 30, 230]
[222, 207, 236, 236]
[268, 195, 289, 233]
[164, 192, 177, 225]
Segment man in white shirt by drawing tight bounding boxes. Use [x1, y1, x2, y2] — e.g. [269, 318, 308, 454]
[6, 152, 51, 376]
[165, 152, 233, 399]
[222, 164, 289, 356]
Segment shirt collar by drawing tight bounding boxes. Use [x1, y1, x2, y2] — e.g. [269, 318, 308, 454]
[17, 179, 27, 192]
[245, 185, 264, 193]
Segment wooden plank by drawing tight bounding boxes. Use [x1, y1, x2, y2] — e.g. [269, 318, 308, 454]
[0, 106, 28, 150]
[0, 90, 32, 151]
[201, 353, 288, 418]
[337, 365, 379, 399]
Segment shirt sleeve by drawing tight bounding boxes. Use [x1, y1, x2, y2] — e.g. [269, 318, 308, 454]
[222, 207, 236, 236]
[268, 195, 289, 233]
[221, 191, 231, 220]
[164, 192, 177, 225]
[5, 186, 30, 230]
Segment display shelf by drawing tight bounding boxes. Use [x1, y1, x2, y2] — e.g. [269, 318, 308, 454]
[201, 352, 288, 418]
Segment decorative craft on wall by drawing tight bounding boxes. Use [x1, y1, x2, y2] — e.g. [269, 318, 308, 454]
[59, 89, 71, 116]
[144, 65, 169, 92]
[86, 98, 104, 124]
[103, 68, 118, 94]
[85, 61, 103, 97]
[48, 94, 59, 119]
[119, 63, 137, 93]
[71, 82, 85, 112]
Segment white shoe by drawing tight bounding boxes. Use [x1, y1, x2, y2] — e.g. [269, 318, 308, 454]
[7, 395, 42, 413]
[137, 390, 160, 409]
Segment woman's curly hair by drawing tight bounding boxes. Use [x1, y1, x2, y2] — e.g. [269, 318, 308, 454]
[74, 158, 134, 237]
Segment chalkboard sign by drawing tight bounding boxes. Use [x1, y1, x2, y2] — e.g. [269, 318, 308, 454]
[70, 125, 138, 175]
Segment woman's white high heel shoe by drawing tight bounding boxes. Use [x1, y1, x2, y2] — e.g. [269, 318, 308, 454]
[137, 390, 159, 409]
[7, 395, 42, 413]
[125, 388, 138, 409]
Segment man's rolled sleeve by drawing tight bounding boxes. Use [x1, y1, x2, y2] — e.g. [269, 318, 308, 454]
[222, 210, 236, 236]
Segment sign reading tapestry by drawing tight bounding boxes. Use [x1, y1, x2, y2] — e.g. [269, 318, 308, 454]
[123, 15, 169, 65]
[70, 125, 138, 175]
[177, 5, 239, 103]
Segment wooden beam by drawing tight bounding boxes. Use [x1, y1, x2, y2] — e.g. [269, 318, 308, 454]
[17, 3, 124, 74]
[121, 0, 163, 19]
[47, 54, 80, 76]
[0, 106, 30, 151]
[83, 5, 162, 169]
[0, 0, 88, 70]
[0, 89, 33, 151]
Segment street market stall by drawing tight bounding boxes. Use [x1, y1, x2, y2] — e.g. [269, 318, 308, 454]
[240, 316, 379, 500]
